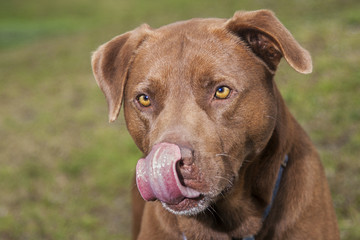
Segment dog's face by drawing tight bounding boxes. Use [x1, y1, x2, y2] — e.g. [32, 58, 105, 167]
[92, 10, 312, 216]
[124, 21, 279, 215]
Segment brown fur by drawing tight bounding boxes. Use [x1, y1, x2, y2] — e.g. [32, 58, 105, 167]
[92, 10, 339, 240]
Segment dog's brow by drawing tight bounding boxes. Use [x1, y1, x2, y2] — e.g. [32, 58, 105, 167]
[200, 74, 237, 88]
[134, 78, 160, 91]
[130, 82, 150, 96]
[132, 77, 169, 100]
[135, 81, 152, 91]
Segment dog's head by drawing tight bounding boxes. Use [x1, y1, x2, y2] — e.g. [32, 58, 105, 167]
[92, 10, 312, 216]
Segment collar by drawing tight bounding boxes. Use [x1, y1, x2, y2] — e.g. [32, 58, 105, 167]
[183, 155, 289, 240]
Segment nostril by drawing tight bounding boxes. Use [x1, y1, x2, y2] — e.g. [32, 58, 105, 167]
[180, 147, 194, 166]
[176, 146, 196, 187]
[176, 160, 186, 187]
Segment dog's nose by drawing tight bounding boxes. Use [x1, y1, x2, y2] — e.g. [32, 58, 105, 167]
[180, 147, 194, 166]
[177, 146, 196, 186]
[136, 143, 200, 204]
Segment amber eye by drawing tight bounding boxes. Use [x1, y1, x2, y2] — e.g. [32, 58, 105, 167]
[137, 94, 151, 107]
[214, 86, 231, 99]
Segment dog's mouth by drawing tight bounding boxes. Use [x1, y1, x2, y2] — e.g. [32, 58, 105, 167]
[161, 195, 208, 215]
[162, 176, 235, 215]
[136, 142, 236, 215]
[136, 143, 201, 204]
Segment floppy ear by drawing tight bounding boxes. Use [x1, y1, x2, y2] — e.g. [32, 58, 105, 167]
[225, 10, 312, 74]
[91, 24, 151, 122]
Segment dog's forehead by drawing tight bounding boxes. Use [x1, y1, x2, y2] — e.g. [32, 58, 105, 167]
[130, 18, 253, 86]
[144, 18, 234, 54]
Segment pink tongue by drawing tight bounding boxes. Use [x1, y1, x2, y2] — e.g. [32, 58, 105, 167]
[136, 143, 200, 204]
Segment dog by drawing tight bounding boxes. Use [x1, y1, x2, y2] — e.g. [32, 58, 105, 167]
[92, 9, 339, 240]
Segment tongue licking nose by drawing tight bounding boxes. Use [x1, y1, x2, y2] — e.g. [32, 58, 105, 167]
[135, 143, 201, 204]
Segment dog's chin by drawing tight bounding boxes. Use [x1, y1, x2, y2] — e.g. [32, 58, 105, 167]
[162, 175, 236, 216]
[161, 195, 211, 216]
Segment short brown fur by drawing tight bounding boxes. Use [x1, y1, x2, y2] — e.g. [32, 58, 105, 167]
[92, 10, 339, 240]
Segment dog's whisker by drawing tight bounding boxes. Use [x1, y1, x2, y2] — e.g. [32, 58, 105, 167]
[209, 206, 226, 223]
[206, 206, 216, 219]
[215, 153, 238, 161]
[216, 153, 252, 166]
[265, 115, 277, 121]
[214, 176, 233, 187]
[265, 115, 285, 128]
[218, 191, 227, 201]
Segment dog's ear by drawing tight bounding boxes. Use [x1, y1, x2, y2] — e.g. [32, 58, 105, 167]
[225, 10, 312, 74]
[91, 24, 151, 122]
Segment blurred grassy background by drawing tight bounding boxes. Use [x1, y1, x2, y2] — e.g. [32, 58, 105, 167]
[0, 0, 359, 239]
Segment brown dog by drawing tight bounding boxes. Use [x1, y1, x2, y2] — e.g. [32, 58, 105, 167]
[92, 9, 339, 240]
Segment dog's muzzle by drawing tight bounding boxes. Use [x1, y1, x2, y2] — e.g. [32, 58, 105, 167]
[136, 143, 201, 204]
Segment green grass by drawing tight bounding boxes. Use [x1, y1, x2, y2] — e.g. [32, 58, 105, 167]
[1, 0, 359, 239]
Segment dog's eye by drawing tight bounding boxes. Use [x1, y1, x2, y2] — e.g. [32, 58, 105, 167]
[214, 86, 231, 99]
[137, 94, 151, 107]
